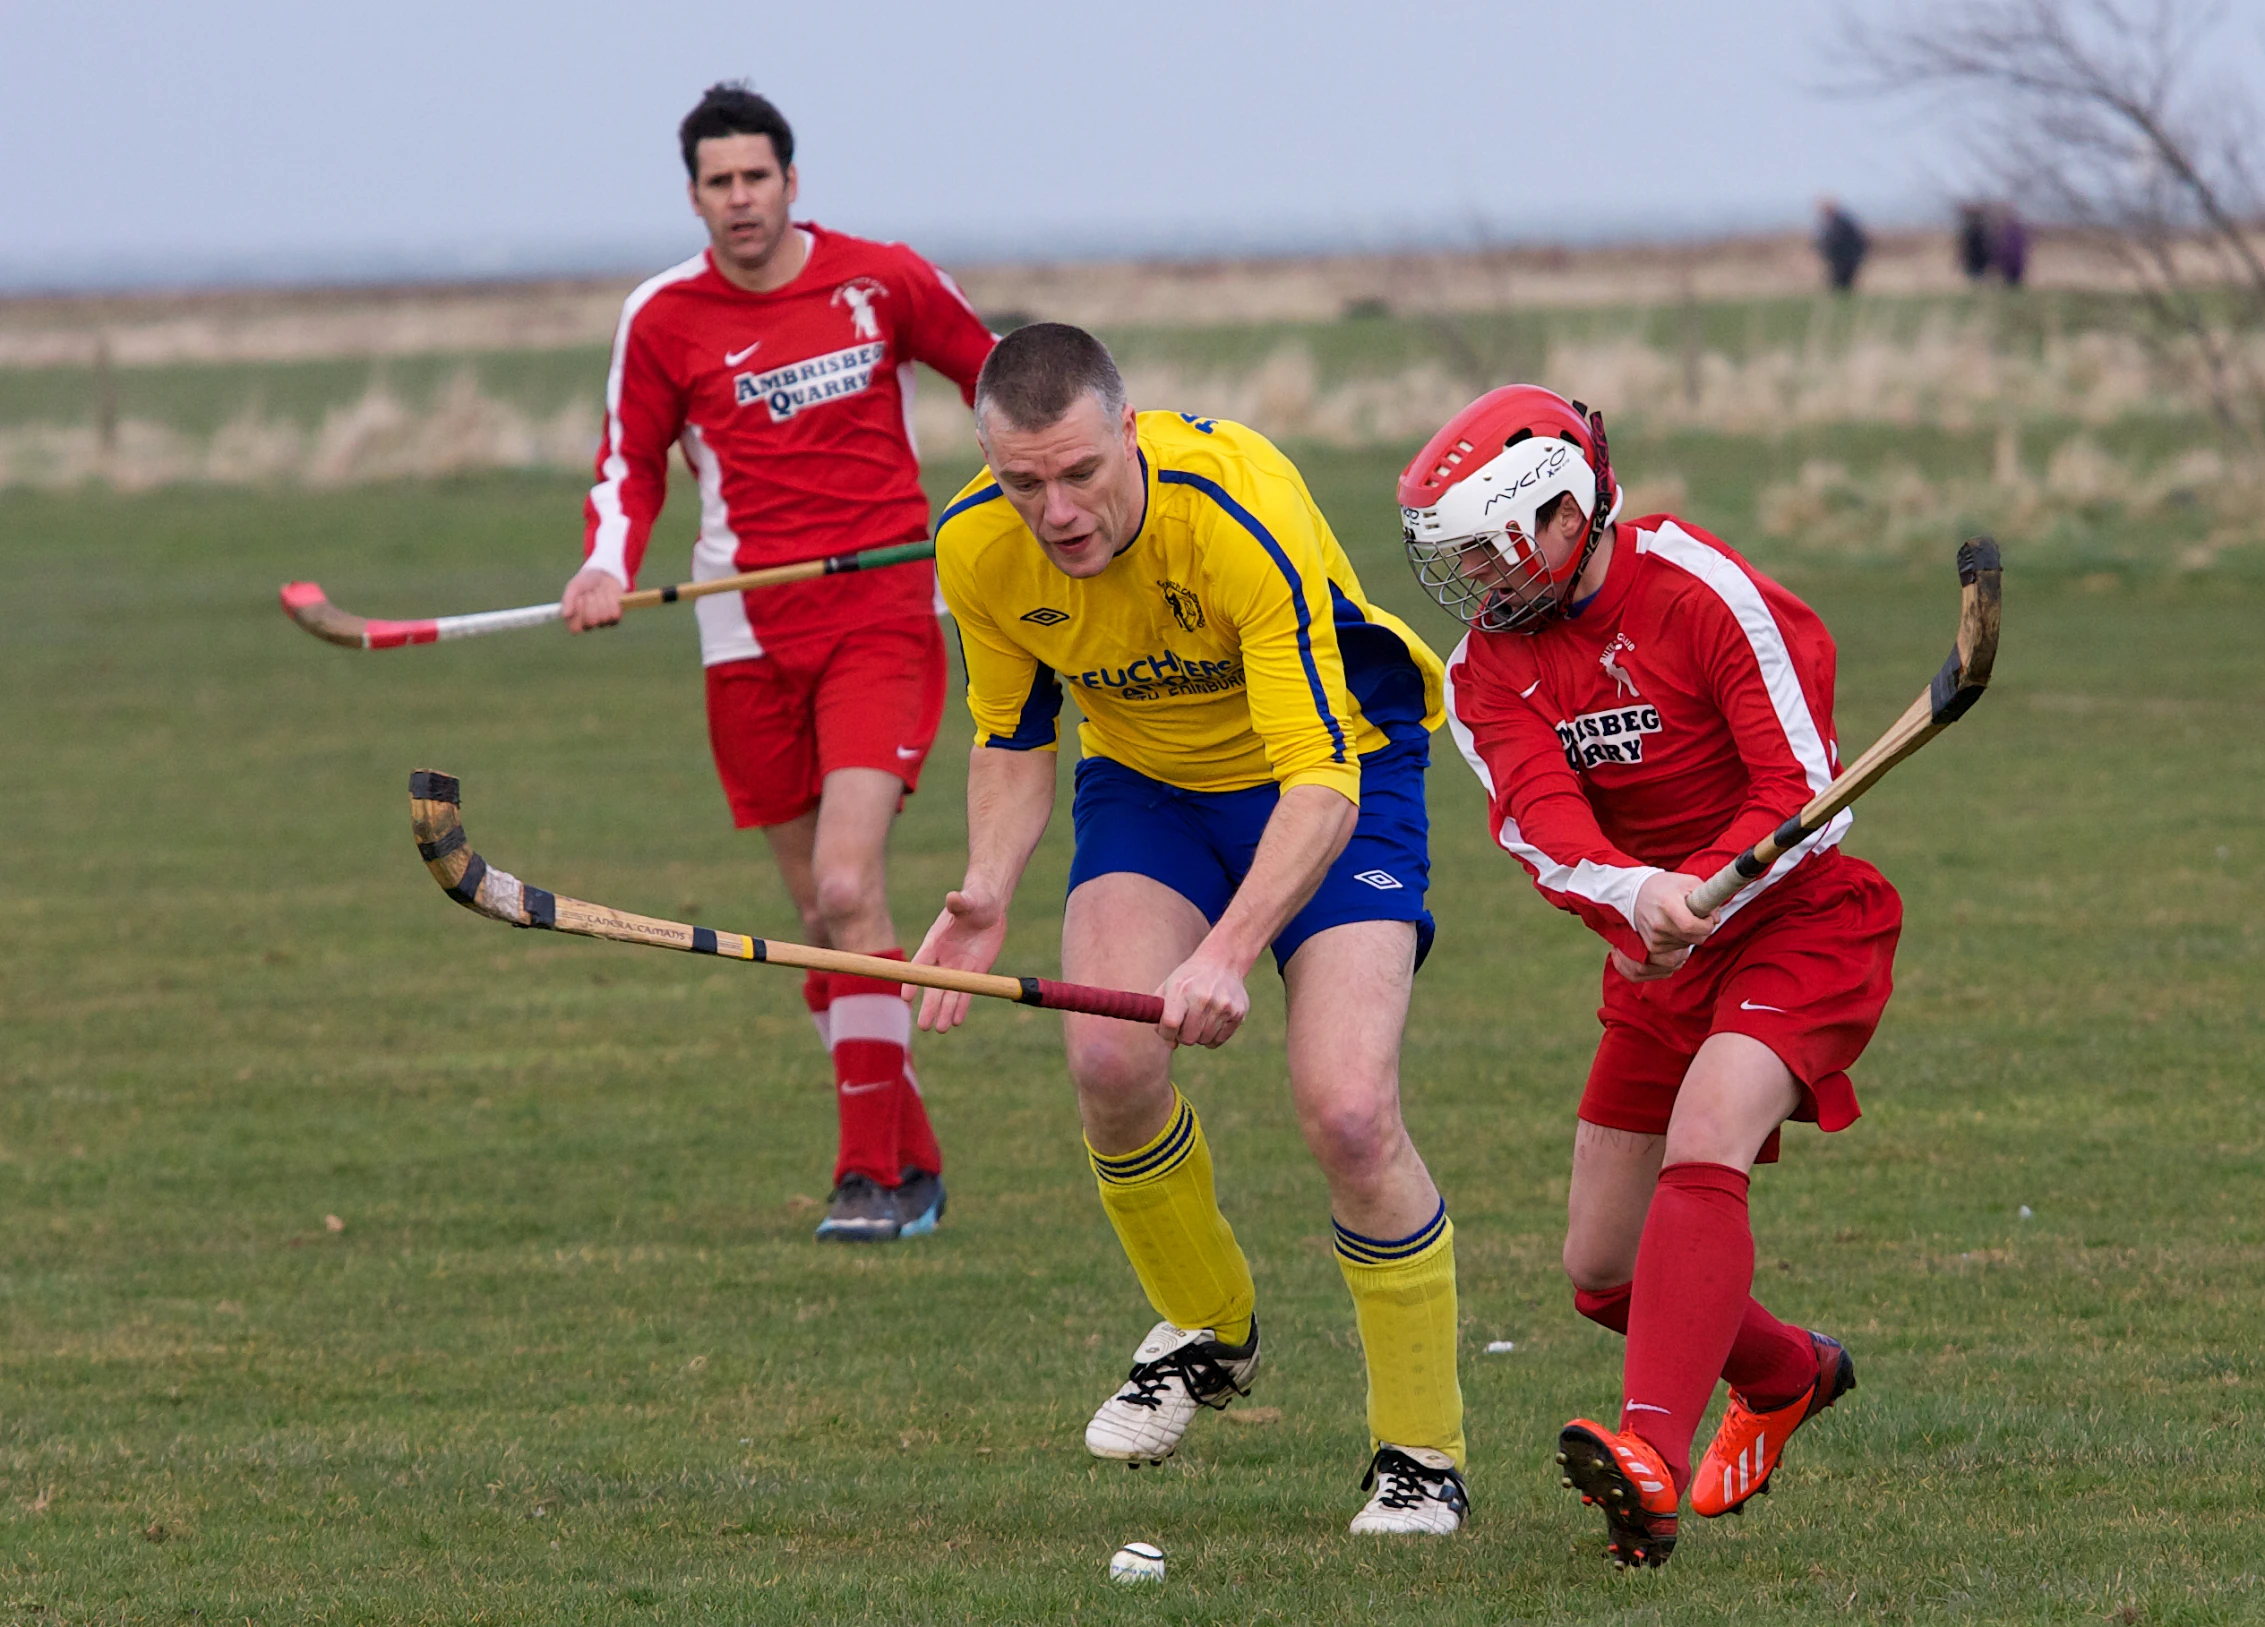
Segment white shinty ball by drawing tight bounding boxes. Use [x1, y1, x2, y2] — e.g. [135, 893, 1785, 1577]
[1108, 1541, 1166, 1583]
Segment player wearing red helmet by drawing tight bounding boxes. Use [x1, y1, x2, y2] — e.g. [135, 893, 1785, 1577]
[1405, 386, 1893, 1569]
[1402, 385, 1622, 635]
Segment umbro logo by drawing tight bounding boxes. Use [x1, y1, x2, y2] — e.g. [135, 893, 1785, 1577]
[1020, 607, 1070, 625]
[1353, 869, 1403, 890]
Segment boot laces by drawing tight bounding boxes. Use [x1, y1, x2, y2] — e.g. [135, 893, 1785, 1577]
[1118, 1341, 1245, 1414]
[1361, 1448, 1469, 1514]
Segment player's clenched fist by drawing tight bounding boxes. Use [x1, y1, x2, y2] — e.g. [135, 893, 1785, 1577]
[560, 566, 625, 632]
[1156, 946, 1251, 1049]
[1632, 870, 1718, 958]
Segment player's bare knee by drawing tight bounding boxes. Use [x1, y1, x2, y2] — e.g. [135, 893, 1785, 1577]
[1072, 1068, 1176, 1151]
[1662, 1113, 1757, 1170]
[1300, 1094, 1403, 1186]
[1065, 1025, 1168, 1104]
[812, 865, 882, 934]
[1562, 1235, 1636, 1293]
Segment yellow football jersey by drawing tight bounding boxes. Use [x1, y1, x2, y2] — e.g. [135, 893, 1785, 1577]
[935, 411, 1445, 800]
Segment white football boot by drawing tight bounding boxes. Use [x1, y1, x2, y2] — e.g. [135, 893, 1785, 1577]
[1349, 1445, 1471, 1534]
[1084, 1318, 1261, 1465]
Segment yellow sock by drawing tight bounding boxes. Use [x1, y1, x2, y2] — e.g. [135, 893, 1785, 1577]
[1335, 1203, 1466, 1467]
[1087, 1089, 1255, 1345]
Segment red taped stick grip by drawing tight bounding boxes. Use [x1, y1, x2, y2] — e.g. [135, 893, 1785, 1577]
[363, 618, 441, 649]
[1031, 978, 1165, 1024]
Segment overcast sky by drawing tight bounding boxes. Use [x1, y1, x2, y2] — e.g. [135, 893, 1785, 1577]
[3, 0, 2260, 292]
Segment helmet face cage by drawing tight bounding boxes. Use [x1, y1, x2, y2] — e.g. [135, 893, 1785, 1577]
[1405, 524, 1562, 633]
[1402, 404, 1616, 634]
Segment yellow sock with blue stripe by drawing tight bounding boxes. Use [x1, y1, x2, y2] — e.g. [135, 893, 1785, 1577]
[1335, 1201, 1466, 1467]
[1087, 1089, 1255, 1346]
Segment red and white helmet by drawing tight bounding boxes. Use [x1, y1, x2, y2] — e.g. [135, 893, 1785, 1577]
[1399, 385, 1620, 634]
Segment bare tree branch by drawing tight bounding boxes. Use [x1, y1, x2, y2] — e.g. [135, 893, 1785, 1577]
[1841, 0, 2265, 451]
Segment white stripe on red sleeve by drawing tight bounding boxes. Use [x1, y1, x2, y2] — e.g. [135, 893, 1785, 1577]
[1637, 522, 1834, 796]
[930, 263, 988, 326]
[586, 253, 707, 587]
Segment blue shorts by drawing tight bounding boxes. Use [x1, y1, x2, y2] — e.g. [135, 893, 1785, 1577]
[1066, 734, 1435, 973]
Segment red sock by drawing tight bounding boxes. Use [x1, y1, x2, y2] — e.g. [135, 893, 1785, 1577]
[827, 959, 912, 1188]
[860, 951, 942, 1178]
[801, 969, 833, 1047]
[1722, 1297, 1817, 1409]
[1576, 1278, 1814, 1408]
[868, 947, 941, 1176]
[896, 1057, 943, 1177]
[1575, 1281, 1633, 1332]
[1621, 1161, 1758, 1493]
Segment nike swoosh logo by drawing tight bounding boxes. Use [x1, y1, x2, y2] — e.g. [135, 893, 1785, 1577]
[1623, 1402, 1671, 1415]
[1739, 999, 1787, 1013]
[724, 342, 760, 366]
[1519, 679, 1542, 698]
[895, 745, 921, 760]
[838, 1079, 894, 1096]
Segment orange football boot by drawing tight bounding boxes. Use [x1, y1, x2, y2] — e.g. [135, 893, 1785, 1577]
[1692, 1331, 1856, 1518]
[1556, 1418, 1679, 1569]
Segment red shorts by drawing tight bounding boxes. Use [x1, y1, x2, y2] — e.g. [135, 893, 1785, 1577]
[1579, 849, 1902, 1162]
[703, 617, 946, 829]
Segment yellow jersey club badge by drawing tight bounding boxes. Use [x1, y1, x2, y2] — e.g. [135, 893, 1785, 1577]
[1158, 579, 1205, 633]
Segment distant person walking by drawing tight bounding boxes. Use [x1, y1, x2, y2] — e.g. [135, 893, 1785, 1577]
[1992, 208, 2028, 286]
[1957, 204, 1993, 282]
[1956, 203, 2028, 288]
[1814, 199, 1868, 294]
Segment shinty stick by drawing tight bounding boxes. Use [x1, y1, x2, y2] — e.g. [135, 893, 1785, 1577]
[282, 539, 936, 649]
[1685, 537, 2002, 917]
[408, 771, 1165, 1025]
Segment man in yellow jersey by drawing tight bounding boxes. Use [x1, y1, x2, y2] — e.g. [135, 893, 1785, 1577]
[909, 323, 1468, 1532]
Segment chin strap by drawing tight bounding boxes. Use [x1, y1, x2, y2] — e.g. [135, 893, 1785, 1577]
[1536, 403, 1614, 625]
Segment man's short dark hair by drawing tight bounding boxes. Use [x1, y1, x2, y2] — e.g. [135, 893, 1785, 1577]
[974, 323, 1128, 432]
[679, 82, 794, 179]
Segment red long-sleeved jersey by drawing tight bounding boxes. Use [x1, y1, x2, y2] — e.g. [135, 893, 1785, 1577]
[1444, 516, 1850, 962]
[581, 225, 996, 665]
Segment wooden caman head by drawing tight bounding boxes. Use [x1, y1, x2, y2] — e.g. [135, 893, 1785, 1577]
[404, 770, 1167, 1023]
[1935, 537, 2002, 722]
[1683, 536, 2003, 917]
[279, 582, 383, 648]
[410, 770, 565, 930]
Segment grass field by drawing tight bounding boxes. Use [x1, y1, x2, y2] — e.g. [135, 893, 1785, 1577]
[3, 438, 2262, 1624]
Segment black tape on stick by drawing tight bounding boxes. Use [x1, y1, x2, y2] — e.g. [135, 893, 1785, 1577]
[417, 825, 468, 862]
[448, 852, 488, 906]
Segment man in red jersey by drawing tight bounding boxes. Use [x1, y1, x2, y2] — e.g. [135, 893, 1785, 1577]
[1403, 387, 1898, 1569]
[560, 83, 996, 1243]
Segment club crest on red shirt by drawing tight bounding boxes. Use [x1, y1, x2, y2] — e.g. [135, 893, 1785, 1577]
[1600, 633, 1640, 698]
[832, 278, 888, 340]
